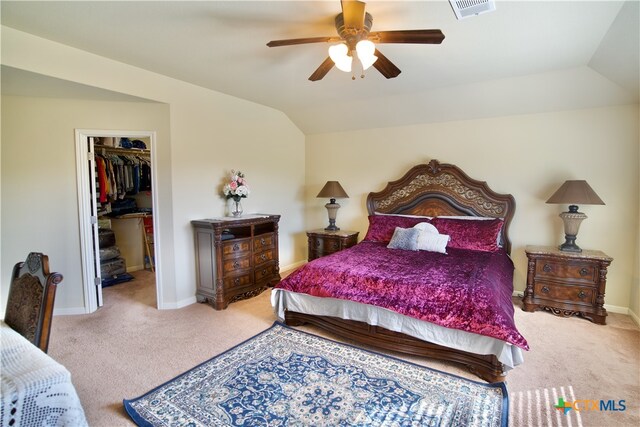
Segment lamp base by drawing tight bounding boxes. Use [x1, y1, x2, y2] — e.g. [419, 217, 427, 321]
[324, 201, 341, 232]
[558, 208, 586, 253]
[559, 234, 582, 252]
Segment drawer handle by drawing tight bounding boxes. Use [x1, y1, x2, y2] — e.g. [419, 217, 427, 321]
[260, 253, 267, 261]
[578, 290, 587, 299]
[543, 264, 551, 272]
[233, 261, 240, 269]
[579, 268, 589, 276]
[331, 242, 339, 250]
[234, 278, 240, 285]
[316, 240, 321, 247]
[232, 243, 240, 251]
[541, 286, 550, 294]
[262, 269, 268, 275]
[260, 238, 266, 246]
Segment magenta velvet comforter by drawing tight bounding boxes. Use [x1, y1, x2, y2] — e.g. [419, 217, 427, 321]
[276, 242, 529, 350]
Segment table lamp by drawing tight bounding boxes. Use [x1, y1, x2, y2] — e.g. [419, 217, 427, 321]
[317, 181, 349, 231]
[546, 180, 604, 252]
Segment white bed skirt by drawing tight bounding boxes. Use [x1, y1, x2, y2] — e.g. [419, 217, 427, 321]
[271, 288, 524, 370]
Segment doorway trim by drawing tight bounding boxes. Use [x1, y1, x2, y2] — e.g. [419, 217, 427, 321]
[75, 129, 163, 312]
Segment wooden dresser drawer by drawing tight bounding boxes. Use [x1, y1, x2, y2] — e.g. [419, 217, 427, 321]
[255, 262, 277, 283]
[253, 233, 274, 251]
[223, 273, 252, 290]
[222, 238, 251, 259]
[254, 249, 275, 266]
[534, 282, 595, 307]
[535, 259, 597, 284]
[222, 256, 251, 274]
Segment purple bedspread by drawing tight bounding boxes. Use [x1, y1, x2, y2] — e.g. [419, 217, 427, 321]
[276, 242, 529, 350]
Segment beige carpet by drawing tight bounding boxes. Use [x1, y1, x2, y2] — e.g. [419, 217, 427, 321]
[50, 270, 639, 426]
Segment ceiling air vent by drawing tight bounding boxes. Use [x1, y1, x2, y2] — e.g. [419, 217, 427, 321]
[449, 0, 496, 20]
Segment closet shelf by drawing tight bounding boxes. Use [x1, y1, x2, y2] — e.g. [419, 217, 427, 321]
[96, 145, 150, 157]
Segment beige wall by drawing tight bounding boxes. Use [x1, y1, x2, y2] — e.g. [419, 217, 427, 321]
[306, 105, 639, 310]
[631, 107, 640, 320]
[1, 96, 170, 312]
[1, 26, 306, 313]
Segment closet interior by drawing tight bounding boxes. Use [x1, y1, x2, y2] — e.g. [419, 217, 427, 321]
[90, 136, 155, 298]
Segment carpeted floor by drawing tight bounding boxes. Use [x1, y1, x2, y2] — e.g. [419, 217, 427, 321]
[50, 270, 639, 426]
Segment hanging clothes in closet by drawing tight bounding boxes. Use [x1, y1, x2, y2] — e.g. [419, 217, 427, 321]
[95, 152, 151, 215]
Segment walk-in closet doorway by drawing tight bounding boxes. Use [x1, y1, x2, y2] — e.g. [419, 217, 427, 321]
[75, 129, 162, 313]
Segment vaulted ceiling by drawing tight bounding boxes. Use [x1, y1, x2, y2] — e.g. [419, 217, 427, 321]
[2, 1, 638, 134]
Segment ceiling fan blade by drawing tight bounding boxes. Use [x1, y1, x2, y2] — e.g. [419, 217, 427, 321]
[267, 36, 338, 47]
[341, 0, 366, 29]
[369, 29, 445, 44]
[373, 49, 401, 79]
[309, 57, 335, 81]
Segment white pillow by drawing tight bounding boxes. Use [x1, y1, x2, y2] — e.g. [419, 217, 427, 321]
[416, 231, 450, 254]
[413, 222, 439, 234]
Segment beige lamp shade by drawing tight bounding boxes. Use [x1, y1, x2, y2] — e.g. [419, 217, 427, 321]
[546, 180, 604, 205]
[546, 180, 604, 252]
[317, 181, 349, 199]
[317, 181, 349, 231]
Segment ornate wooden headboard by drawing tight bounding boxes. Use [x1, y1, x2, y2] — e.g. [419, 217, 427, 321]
[366, 159, 516, 254]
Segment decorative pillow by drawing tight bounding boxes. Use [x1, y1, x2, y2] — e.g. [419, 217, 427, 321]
[431, 217, 504, 252]
[416, 231, 450, 254]
[386, 227, 420, 251]
[435, 215, 503, 247]
[413, 222, 439, 234]
[363, 215, 432, 243]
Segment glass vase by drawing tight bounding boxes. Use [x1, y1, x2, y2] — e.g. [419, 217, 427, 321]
[231, 199, 243, 217]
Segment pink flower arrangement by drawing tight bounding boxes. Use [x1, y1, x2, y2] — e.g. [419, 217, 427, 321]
[222, 170, 250, 201]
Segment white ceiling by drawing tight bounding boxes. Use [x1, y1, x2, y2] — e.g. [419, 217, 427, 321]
[1, 1, 638, 134]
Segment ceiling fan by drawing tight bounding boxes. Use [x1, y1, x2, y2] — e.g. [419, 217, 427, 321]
[267, 0, 445, 81]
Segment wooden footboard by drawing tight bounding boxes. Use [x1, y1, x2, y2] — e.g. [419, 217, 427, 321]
[285, 310, 507, 383]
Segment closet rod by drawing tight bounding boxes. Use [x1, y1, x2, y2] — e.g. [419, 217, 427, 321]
[96, 145, 150, 157]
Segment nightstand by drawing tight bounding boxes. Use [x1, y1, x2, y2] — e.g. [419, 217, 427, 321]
[522, 245, 613, 324]
[306, 229, 359, 261]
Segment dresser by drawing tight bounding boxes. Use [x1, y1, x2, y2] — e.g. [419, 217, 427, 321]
[191, 215, 280, 310]
[522, 245, 613, 324]
[307, 229, 359, 261]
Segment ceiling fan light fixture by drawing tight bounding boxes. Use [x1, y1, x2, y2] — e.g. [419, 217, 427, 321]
[356, 40, 377, 70]
[328, 43, 353, 72]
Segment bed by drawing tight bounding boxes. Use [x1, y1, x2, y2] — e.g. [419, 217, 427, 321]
[272, 159, 528, 382]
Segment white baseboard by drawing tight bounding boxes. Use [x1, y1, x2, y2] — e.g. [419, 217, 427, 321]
[628, 308, 640, 326]
[160, 296, 197, 310]
[54, 307, 88, 316]
[603, 303, 629, 315]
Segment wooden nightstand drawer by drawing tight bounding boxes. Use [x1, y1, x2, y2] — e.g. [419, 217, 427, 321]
[535, 259, 597, 284]
[307, 229, 359, 261]
[308, 237, 339, 253]
[222, 256, 250, 274]
[254, 233, 274, 251]
[534, 282, 595, 307]
[222, 238, 251, 259]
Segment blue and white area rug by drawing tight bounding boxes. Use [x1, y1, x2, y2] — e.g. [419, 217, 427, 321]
[124, 322, 508, 427]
